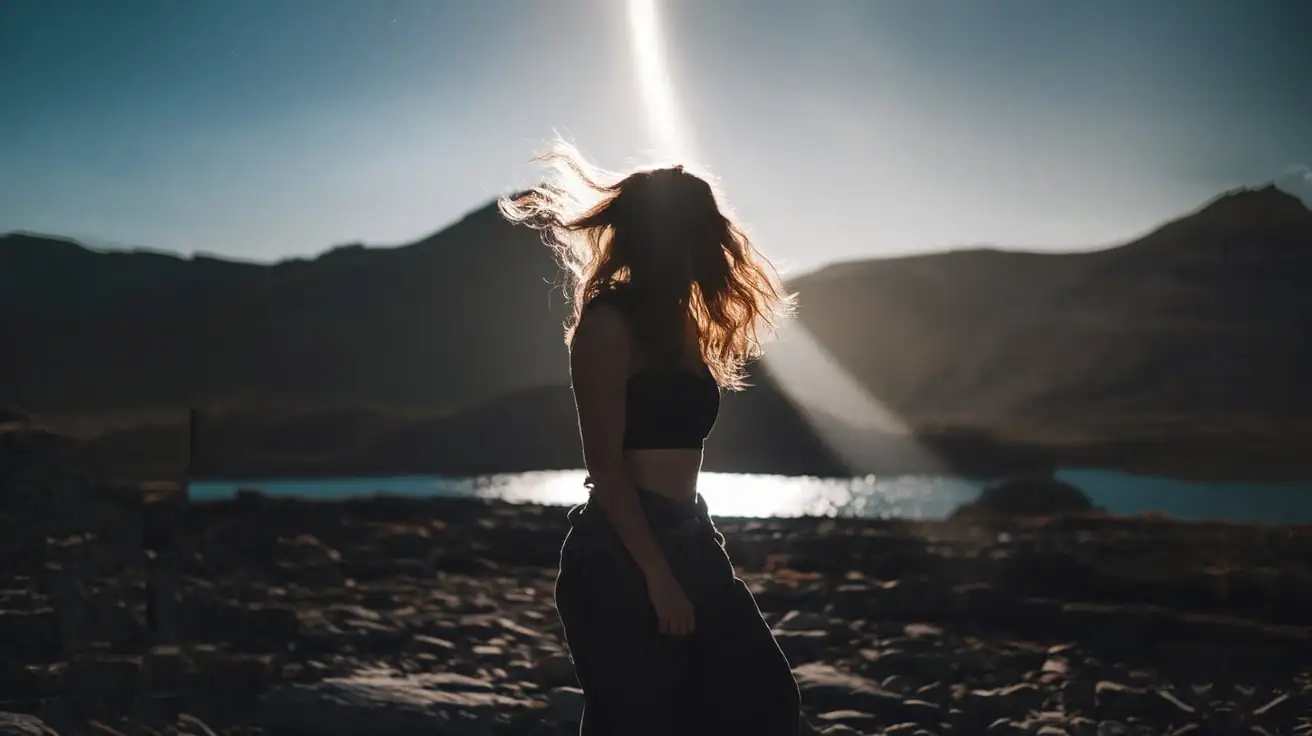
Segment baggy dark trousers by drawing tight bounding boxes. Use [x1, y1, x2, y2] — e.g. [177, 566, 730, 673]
[554, 486, 802, 735]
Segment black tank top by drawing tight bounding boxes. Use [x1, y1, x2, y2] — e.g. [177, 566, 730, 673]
[583, 288, 721, 450]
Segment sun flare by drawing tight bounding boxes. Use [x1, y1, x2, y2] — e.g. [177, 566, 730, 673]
[626, 0, 693, 162]
[624, 0, 938, 479]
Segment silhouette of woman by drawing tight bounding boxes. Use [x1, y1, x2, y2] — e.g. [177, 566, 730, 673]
[501, 142, 802, 734]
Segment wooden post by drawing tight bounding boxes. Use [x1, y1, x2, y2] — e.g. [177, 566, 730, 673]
[187, 406, 202, 482]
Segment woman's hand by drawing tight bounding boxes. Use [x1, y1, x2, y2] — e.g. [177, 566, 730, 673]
[646, 569, 696, 636]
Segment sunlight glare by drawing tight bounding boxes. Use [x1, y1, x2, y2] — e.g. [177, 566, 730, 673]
[761, 320, 945, 474]
[626, 0, 694, 162]
[469, 469, 981, 519]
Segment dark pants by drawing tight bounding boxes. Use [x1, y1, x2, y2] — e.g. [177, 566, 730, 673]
[555, 486, 801, 735]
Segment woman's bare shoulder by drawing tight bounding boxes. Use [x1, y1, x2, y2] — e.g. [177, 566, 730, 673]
[573, 300, 631, 360]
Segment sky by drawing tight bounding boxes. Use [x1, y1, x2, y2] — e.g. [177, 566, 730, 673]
[2, 0, 1310, 274]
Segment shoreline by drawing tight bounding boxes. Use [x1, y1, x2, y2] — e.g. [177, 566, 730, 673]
[180, 471, 1312, 530]
[3, 489, 1310, 734]
[127, 447, 1312, 486]
[35, 405, 1310, 485]
[181, 465, 1312, 485]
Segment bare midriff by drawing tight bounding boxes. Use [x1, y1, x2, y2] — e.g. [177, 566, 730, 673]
[624, 448, 703, 503]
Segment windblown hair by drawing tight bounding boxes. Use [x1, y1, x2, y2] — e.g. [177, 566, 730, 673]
[499, 141, 795, 390]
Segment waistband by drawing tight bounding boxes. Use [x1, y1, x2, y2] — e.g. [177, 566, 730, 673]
[561, 479, 719, 561]
[568, 479, 708, 528]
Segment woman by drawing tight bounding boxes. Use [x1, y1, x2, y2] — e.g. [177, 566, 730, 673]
[500, 142, 802, 734]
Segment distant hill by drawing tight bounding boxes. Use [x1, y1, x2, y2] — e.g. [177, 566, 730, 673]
[0, 205, 854, 480]
[2, 185, 1309, 481]
[787, 185, 1312, 478]
[0, 205, 568, 412]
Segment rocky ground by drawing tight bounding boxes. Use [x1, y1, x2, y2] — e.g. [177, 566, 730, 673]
[3, 427, 1312, 735]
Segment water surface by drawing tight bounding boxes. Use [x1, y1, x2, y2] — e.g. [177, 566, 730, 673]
[188, 469, 1312, 525]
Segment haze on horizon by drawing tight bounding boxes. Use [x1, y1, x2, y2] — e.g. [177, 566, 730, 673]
[2, 0, 1309, 274]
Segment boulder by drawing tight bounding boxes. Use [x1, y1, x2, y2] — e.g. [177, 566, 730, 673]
[950, 477, 1096, 520]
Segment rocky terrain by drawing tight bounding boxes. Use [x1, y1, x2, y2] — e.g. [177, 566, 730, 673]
[3, 428, 1312, 735]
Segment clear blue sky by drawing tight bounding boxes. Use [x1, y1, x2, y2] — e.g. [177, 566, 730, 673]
[2, 0, 1309, 273]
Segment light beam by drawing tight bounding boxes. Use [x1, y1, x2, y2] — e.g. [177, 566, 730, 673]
[626, 0, 694, 162]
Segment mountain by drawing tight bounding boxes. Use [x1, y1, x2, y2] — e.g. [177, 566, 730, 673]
[0, 205, 569, 412]
[0, 206, 854, 481]
[3, 185, 1309, 481]
[787, 185, 1312, 478]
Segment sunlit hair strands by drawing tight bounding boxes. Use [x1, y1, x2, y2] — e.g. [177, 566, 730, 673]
[499, 141, 795, 390]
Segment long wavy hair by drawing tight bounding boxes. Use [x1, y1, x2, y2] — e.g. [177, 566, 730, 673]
[499, 141, 795, 390]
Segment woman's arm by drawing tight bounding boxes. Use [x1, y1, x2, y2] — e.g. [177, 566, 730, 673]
[569, 304, 676, 582]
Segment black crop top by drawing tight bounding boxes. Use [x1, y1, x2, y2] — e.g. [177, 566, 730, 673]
[583, 288, 721, 450]
[623, 368, 721, 450]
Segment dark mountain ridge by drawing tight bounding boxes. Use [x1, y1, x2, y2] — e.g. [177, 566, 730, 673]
[3, 184, 1309, 481]
[1, 205, 570, 413]
[787, 185, 1311, 478]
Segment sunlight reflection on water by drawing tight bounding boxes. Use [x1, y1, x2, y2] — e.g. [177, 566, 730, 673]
[187, 469, 1312, 523]
[472, 470, 985, 519]
[190, 470, 986, 519]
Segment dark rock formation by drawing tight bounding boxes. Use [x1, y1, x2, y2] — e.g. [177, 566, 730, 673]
[949, 476, 1098, 520]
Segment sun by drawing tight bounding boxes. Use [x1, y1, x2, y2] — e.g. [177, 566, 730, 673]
[626, 0, 693, 162]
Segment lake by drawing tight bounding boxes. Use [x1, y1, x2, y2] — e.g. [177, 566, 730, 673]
[188, 468, 1312, 525]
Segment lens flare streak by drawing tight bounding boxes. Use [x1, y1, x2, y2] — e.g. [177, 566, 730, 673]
[626, 0, 693, 161]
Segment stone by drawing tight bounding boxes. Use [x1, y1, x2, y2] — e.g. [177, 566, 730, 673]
[774, 630, 829, 665]
[793, 663, 940, 724]
[534, 652, 576, 687]
[986, 720, 1030, 735]
[1251, 692, 1297, 723]
[65, 655, 142, 718]
[0, 712, 57, 736]
[259, 669, 542, 736]
[204, 653, 277, 712]
[961, 683, 1045, 728]
[1094, 681, 1195, 723]
[815, 709, 877, 728]
[882, 724, 936, 736]
[777, 610, 831, 631]
[241, 603, 301, 650]
[547, 686, 584, 724]
[142, 646, 188, 696]
[1041, 657, 1070, 677]
[950, 477, 1096, 521]
[899, 698, 944, 726]
[0, 610, 60, 663]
